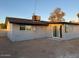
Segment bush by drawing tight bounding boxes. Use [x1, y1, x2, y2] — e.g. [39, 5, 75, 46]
[0, 23, 6, 29]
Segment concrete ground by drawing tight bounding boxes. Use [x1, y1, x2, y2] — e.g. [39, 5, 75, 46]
[0, 36, 79, 58]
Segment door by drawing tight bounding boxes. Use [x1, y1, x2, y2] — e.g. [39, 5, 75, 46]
[53, 26, 58, 37]
[60, 25, 62, 38]
[53, 25, 62, 38]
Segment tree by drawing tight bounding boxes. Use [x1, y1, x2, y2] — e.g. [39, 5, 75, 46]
[77, 13, 79, 19]
[0, 23, 6, 29]
[49, 8, 65, 22]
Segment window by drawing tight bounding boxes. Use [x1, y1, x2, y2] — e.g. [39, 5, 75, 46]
[65, 25, 67, 33]
[25, 26, 32, 31]
[65, 24, 72, 33]
[20, 25, 34, 31]
[20, 25, 25, 30]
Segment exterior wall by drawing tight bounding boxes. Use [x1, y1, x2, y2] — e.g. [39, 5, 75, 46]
[7, 22, 79, 41]
[7, 21, 11, 31]
[7, 21, 13, 41]
[62, 25, 79, 40]
[48, 24, 63, 38]
[48, 24, 79, 40]
[9, 23, 51, 41]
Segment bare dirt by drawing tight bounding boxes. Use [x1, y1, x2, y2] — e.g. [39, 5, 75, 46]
[0, 37, 79, 58]
[0, 36, 16, 58]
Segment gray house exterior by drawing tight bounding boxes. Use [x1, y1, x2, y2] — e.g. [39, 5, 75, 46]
[5, 17, 79, 41]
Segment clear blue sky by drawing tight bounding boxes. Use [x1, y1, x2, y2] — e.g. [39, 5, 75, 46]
[0, 0, 79, 23]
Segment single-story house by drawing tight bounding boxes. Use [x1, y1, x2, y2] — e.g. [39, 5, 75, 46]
[5, 16, 79, 41]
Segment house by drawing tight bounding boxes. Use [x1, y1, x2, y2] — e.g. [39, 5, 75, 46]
[5, 16, 79, 41]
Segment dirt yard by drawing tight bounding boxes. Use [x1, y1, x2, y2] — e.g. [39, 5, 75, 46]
[0, 36, 17, 58]
[0, 37, 79, 58]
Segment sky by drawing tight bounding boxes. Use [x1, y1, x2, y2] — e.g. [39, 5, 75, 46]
[0, 0, 79, 23]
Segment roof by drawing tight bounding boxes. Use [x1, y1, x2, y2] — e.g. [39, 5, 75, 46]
[5, 17, 79, 26]
[6, 17, 49, 26]
[49, 22, 79, 25]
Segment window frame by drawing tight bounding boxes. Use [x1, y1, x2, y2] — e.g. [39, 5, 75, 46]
[20, 25, 25, 30]
[19, 25, 35, 31]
